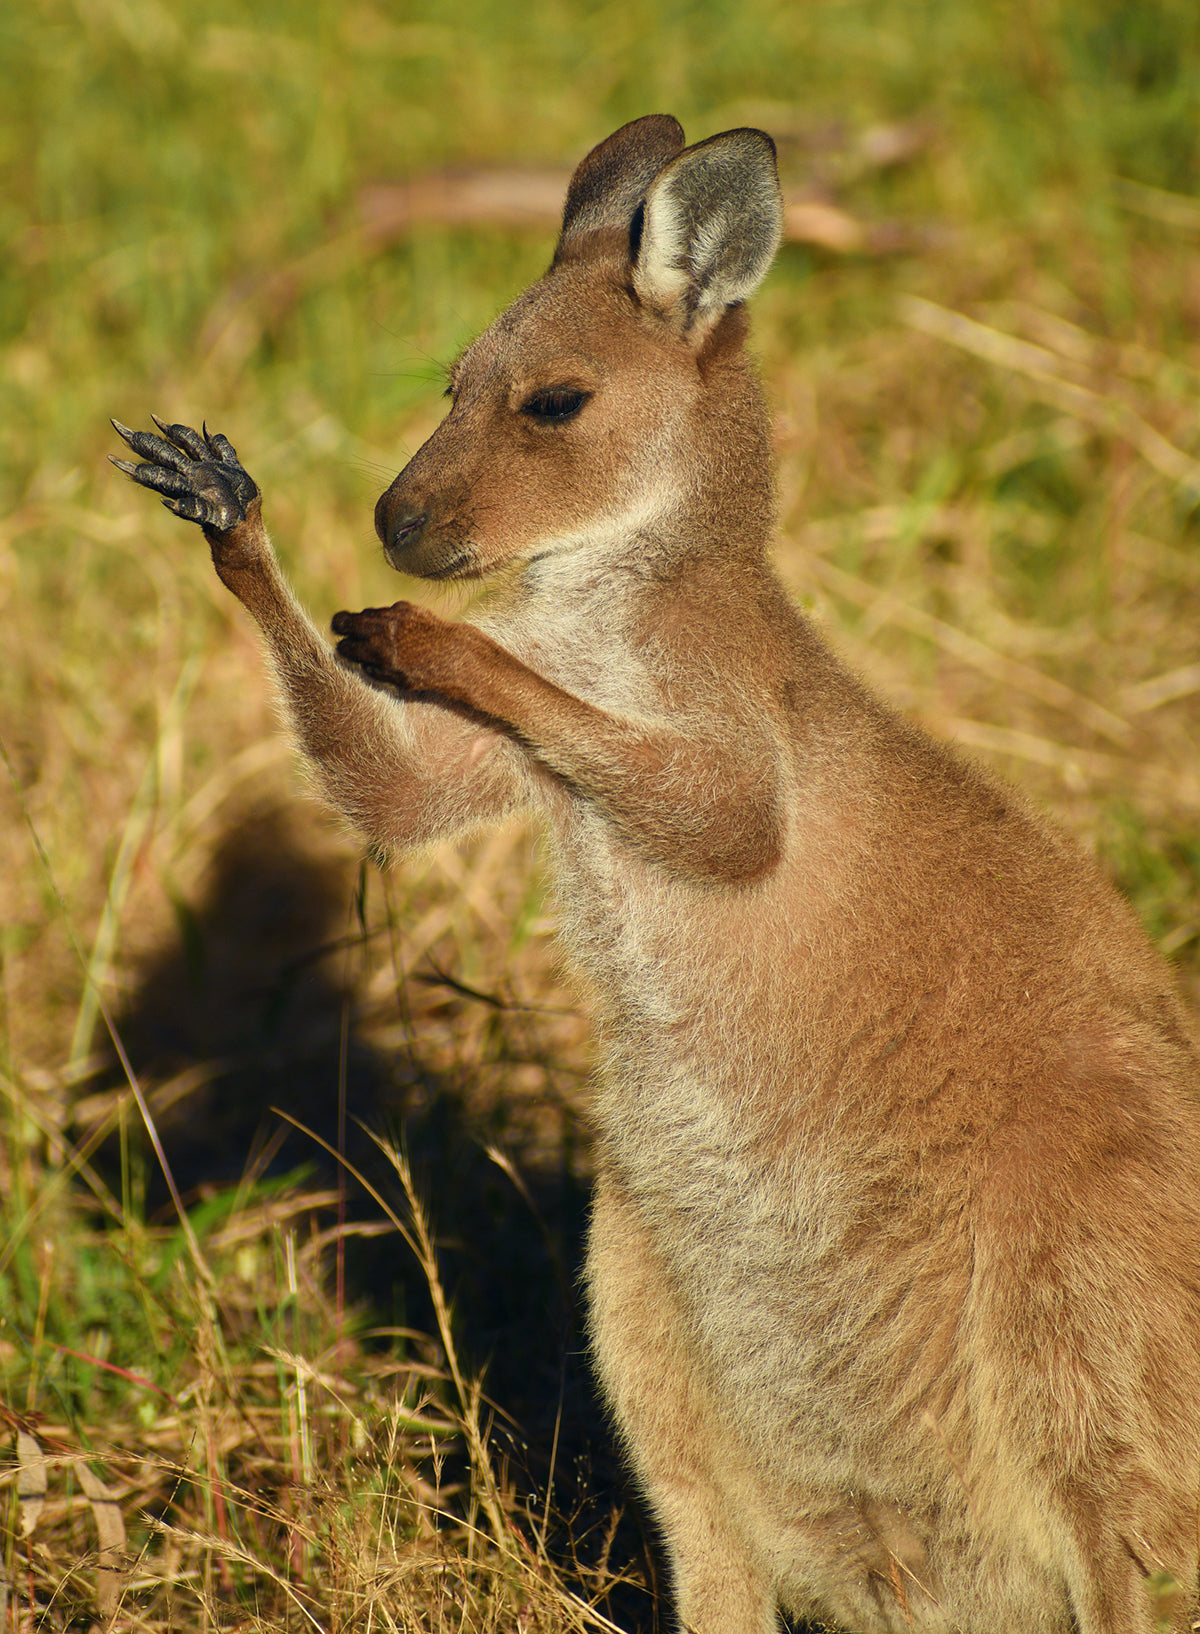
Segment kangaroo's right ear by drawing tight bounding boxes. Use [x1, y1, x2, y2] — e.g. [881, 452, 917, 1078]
[632, 128, 783, 343]
[554, 114, 685, 260]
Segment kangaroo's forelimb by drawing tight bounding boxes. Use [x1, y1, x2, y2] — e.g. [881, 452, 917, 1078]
[111, 419, 528, 854]
[332, 601, 781, 881]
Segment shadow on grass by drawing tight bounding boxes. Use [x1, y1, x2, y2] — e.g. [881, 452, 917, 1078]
[87, 796, 662, 1632]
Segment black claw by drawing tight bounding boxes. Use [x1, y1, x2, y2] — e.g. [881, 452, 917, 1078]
[112, 414, 259, 533]
[152, 416, 211, 462]
[208, 430, 240, 466]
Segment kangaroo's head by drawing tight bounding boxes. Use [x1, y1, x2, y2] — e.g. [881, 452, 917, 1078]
[375, 114, 784, 582]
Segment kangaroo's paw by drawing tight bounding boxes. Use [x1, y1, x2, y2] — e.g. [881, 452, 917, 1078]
[331, 602, 464, 696]
[111, 417, 260, 536]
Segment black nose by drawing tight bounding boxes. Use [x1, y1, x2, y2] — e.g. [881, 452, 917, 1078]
[374, 492, 427, 552]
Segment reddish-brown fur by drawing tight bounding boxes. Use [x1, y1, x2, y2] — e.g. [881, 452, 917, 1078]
[114, 115, 1200, 1634]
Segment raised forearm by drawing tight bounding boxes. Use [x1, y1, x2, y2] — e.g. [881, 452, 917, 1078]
[111, 420, 527, 853]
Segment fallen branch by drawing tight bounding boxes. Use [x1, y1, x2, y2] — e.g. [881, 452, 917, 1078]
[198, 172, 924, 373]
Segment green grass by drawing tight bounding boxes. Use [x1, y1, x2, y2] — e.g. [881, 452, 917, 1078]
[3, 0, 1200, 1627]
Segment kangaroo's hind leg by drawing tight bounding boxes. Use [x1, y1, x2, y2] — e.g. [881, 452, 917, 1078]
[1064, 1499, 1199, 1634]
[587, 1172, 780, 1634]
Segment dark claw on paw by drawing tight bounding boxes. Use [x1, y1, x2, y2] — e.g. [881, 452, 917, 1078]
[335, 636, 375, 667]
[150, 415, 210, 462]
[110, 415, 260, 534]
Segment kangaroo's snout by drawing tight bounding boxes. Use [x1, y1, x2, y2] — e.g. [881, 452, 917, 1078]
[375, 484, 478, 580]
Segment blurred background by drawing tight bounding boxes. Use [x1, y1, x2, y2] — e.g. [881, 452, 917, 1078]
[2, 0, 1200, 1627]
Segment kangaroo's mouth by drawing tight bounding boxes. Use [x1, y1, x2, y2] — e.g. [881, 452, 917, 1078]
[421, 549, 482, 581]
[383, 537, 480, 581]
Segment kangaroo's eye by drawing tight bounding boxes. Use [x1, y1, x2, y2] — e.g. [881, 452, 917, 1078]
[519, 388, 590, 424]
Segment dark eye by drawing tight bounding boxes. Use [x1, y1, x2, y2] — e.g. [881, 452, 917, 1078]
[519, 387, 590, 424]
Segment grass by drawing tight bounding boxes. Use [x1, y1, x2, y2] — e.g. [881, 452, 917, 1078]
[2, 0, 1200, 1627]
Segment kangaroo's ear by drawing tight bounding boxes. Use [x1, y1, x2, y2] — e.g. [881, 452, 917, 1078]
[632, 128, 783, 342]
[555, 114, 685, 260]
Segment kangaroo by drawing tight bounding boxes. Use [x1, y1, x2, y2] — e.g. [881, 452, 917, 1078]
[112, 114, 1200, 1634]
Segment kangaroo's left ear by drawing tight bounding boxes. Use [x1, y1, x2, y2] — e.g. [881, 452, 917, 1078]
[632, 128, 783, 343]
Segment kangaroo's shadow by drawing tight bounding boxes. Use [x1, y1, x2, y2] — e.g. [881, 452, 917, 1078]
[87, 796, 661, 1630]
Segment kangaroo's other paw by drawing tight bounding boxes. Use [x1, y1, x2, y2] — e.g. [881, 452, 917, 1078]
[332, 602, 465, 697]
[110, 417, 260, 537]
